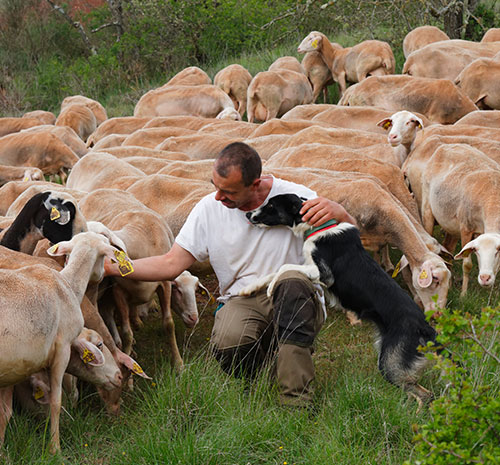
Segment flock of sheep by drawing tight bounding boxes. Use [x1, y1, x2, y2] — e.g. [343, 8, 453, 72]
[0, 24, 500, 453]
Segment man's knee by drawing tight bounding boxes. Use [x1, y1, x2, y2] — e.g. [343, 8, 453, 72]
[271, 273, 320, 346]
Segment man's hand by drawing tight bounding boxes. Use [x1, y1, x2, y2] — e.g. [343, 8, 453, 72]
[300, 197, 357, 228]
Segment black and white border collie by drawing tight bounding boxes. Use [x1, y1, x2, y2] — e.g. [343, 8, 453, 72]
[241, 193, 437, 404]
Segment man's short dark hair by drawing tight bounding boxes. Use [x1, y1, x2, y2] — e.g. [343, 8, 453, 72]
[215, 142, 262, 186]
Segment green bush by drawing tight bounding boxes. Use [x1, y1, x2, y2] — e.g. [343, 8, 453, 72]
[406, 307, 500, 465]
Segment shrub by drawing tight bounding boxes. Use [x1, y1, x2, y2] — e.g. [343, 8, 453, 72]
[406, 307, 500, 465]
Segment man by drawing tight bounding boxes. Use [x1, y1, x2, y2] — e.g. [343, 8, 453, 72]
[105, 142, 356, 406]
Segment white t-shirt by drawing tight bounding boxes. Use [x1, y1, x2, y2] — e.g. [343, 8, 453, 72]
[176, 176, 316, 301]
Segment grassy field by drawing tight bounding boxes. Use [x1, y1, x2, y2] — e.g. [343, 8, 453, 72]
[1, 258, 498, 465]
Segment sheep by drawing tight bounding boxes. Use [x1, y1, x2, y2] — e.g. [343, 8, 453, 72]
[55, 103, 97, 142]
[91, 133, 127, 150]
[78, 189, 198, 363]
[121, 126, 197, 149]
[199, 120, 257, 138]
[298, 31, 395, 96]
[311, 105, 430, 134]
[402, 39, 500, 81]
[264, 142, 421, 221]
[249, 118, 332, 137]
[155, 134, 241, 159]
[86, 116, 151, 148]
[0, 131, 79, 178]
[161, 66, 211, 87]
[0, 117, 42, 137]
[157, 159, 214, 182]
[454, 110, 500, 128]
[0, 165, 43, 186]
[243, 134, 292, 160]
[404, 143, 500, 295]
[0, 231, 119, 453]
[142, 115, 216, 130]
[338, 75, 478, 124]
[22, 110, 56, 125]
[126, 174, 213, 236]
[246, 69, 313, 122]
[268, 56, 306, 74]
[1, 191, 87, 254]
[134, 84, 240, 120]
[402, 25, 450, 58]
[66, 152, 145, 192]
[60, 95, 108, 126]
[267, 167, 451, 312]
[301, 50, 334, 102]
[281, 103, 333, 120]
[21, 124, 88, 157]
[481, 28, 500, 43]
[454, 58, 500, 110]
[98, 146, 190, 161]
[214, 64, 253, 118]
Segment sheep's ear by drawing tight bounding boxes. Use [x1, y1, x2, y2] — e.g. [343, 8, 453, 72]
[198, 282, 215, 304]
[31, 376, 51, 404]
[412, 117, 424, 130]
[455, 242, 475, 260]
[73, 339, 105, 367]
[377, 118, 392, 130]
[47, 241, 72, 256]
[417, 261, 433, 288]
[115, 351, 151, 379]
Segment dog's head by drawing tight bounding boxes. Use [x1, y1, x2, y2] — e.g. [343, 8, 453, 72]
[246, 194, 305, 228]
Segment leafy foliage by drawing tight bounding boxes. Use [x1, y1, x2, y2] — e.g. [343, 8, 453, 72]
[406, 307, 500, 465]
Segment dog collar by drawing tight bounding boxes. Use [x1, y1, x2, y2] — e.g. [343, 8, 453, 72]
[304, 219, 338, 240]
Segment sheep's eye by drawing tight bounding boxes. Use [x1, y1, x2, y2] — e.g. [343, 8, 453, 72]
[96, 342, 103, 349]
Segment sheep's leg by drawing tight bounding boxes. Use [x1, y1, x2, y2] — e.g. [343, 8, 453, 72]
[442, 233, 458, 256]
[0, 386, 13, 448]
[48, 343, 71, 454]
[421, 197, 435, 235]
[460, 230, 474, 296]
[337, 72, 347, 96]
[158, 282, 183, 371]
[112, 285, 134, 355]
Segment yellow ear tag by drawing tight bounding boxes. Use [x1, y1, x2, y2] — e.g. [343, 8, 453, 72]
[23, 176, 29, 182]
[311, 39, 318, 49]
[48, 244, 59, 254]
[419, 269, 428, 280]
[50, 207, 61, 221]
[114, 250, 134, 276]
[383, 121, 392, 130]
[132, 362, 144, 375]
[392, 259, 402, 278]
[34, 386, 45, 400]
[82, 348, 96, 364]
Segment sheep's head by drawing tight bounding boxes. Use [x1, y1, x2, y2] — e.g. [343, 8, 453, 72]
[298, 31, 323, 54]
[216, 107, 241, 121]
[377, 111, 423, 147]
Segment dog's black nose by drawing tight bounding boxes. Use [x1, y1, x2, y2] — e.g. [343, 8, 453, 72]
[245, 212, 252, 219]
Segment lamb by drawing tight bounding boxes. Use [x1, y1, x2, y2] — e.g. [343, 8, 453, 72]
[0, 231, 119, 453]
[134, 84, 240, 120]
[55, 103, 97, 142]
[454, 58, 500, 110]
[404, 143, 500, 295]
[301, 50, 334, 102]
[402, 39, 500, 81]
[60, 95, 108, 126]
[402, 25, 450, 58]
[214, 63, 253, 119]
[0, 191, 87, 254]
[338, 75, 478, 124]
[246, 69, 313, 122]
[0, 131, 79, 178]
[298, 31, 395, 96]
